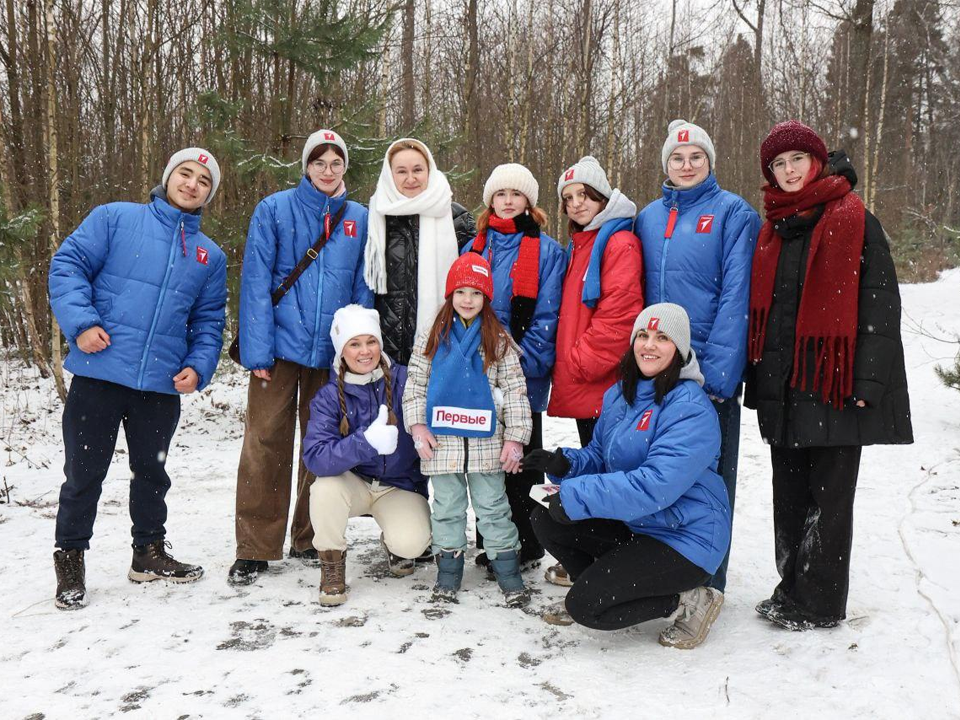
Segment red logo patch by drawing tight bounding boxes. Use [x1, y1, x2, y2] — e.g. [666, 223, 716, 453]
[696, 215, 715, 234]
[647, 317, 660, 331]
[343, 220, 357, 237]
[197, 153, 208, 164]
[564, 169, 575, 181]
[677, 130, 690, 143]
[636, 410, 654, 431]
[323, 132, 336, 141]
[196, 246, 208, 265]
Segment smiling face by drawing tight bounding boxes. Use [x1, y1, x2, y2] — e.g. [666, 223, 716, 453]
[770, 150, 813, 192]
[390, 148, 430, 198]
[491, 189, 529, 220]
[452, 287, 484, 321]
[561, 182, 606, 228]
[306, 147, 346, 196]
[666, 145, 710, 188]
[166, 161, 212, 211]
[633, 328, 678, 377]
[342, 335, 382, 374]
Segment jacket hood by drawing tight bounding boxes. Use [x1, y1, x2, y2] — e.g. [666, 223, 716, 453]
[585, 189, 637, 231]
[827, 150, 858, 189]
[679, 347, 705, 387]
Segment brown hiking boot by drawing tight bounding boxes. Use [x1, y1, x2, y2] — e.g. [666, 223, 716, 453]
[128, 540, 203, 583]
[54, 549, 87, 610]
[318, 549, 347, 606]
[544, 563, 573, 587]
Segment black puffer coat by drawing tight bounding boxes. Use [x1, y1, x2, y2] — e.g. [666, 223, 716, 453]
[375, 203, 476, 364]
[744, 152, 913, 448]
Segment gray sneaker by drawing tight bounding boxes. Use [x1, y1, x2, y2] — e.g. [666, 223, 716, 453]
[658, 587, 724, 649]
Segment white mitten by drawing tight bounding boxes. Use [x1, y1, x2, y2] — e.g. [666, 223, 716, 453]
[363, 404, 398, 455]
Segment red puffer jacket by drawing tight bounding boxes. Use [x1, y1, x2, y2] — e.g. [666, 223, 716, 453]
[548, 228, 644, 419]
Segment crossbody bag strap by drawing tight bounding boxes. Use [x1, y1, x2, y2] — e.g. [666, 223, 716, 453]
[270, 202, 349, 305]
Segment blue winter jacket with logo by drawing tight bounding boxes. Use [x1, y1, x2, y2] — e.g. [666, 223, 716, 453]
[239, 177, 373, 370]
[634, 174, 760, 398]
[49, 190, 227, 394]
[461, 230, 567, 412]
[302, 365, 427, 496]
[554, 362, 731, 574]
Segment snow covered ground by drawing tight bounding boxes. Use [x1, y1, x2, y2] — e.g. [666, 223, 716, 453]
[2, 270, 959, 720]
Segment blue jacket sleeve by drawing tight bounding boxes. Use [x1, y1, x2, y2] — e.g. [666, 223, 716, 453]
[519, 239, 567, 380]
[239, 201, 279, 370]
[302, 384, 381, 477]
[559, 398, 720, 523]
[699, 202, 760, 398]
[351, 213, 374, 307]
[183, 250, 227, 390]
[48, 206, 111, 341]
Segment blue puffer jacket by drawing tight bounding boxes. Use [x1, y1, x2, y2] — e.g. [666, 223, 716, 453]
[634, 174, 760, 398]
[239, 177, 373, 370]
[461, 230, 567, 412]
[302, 364, 427, 496]
[49, 190, 227, 394]
[553, 357, 730, 574]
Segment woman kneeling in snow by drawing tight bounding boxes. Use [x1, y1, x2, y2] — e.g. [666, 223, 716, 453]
[301, 305, 431, 606]
[526, 303, 730, 649]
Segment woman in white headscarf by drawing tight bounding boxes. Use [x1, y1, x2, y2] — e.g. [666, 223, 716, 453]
[366, 138, 476, 365]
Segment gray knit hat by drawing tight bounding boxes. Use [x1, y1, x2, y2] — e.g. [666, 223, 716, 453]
[302, 129, 349, 174]
[557, 156, 613, 199]
[483, 163, 539, 208]
[661, 119, 716, 174]
[162, 148, 221, 204]
[630, 303, 692, 363]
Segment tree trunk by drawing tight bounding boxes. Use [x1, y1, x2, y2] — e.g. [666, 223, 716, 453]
[400, 0, 416, 129]
[462, 0, 479, 175]
[841, 0, 875, 163]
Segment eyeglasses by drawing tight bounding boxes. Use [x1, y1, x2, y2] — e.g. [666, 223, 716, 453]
[769, 152, 810, 174]
[668, 153, 708, 170]
[309, 159, 345, 175]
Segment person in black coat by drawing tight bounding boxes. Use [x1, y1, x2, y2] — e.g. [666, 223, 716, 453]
[364, 138, 476, 365]
[745, 121, 912, 631]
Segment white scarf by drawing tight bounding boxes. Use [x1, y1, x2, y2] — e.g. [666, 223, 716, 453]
[365, 138, 460, 339]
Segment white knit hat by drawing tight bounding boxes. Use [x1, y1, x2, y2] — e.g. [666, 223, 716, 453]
[162, 148, 221, 204]
[630, 303, 692, 363]
[661, 119, 716, 174]
[483, 163, 539, 208]
[330, 304, 383, 371]
[557, 156, 613, 199]
[302, 129, 349, 175]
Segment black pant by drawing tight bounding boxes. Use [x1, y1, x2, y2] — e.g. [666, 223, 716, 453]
[55, 376, 181, 550]
[532, 507, 709, 630]
[769, 444, 862, 621]
[477, 412, 544, 560]
[576, 417, 598, 447]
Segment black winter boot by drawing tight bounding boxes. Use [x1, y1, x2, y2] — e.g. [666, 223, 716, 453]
[289, 546, 321, 566]
[54, 549, 87, 610]
[128, 540, 203, 583]
[228, 559, 269, 586]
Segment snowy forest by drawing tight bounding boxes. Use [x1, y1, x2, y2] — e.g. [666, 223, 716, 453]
[1, 0, 958, 388]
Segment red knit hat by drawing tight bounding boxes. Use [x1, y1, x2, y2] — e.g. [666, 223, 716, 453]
[760, 121, 829, 184]
[445, 253, 494, 301]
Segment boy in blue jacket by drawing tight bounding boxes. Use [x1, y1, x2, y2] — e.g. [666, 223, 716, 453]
[49, 148, 227, 610]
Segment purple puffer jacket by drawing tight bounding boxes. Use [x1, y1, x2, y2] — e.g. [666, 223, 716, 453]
[302, 364, 427, 496]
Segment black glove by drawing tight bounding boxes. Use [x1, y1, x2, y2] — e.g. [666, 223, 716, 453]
[547, 493, 575, 525]
[522, 448, 571, 477]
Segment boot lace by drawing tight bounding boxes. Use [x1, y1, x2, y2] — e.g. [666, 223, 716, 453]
[320, 555, 345, 586]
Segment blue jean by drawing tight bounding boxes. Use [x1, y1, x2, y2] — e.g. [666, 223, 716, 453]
[430, 472, 520, 559]
[707, 385, 742, 593]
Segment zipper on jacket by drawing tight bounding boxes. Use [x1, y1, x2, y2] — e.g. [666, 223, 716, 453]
[179, 221, 186, 257]
[660, 204, 679, 300]
[310, 207, 330, 367]
[138, 216, 182, 388]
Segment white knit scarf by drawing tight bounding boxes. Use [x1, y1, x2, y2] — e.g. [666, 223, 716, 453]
[365, 138, 459, 339]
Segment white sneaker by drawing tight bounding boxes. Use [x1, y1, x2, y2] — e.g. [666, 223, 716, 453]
[658, 587, 724, 649]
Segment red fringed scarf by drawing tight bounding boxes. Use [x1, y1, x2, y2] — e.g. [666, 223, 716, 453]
[471, 213, 541, 342]
[748, 175, 866, 409]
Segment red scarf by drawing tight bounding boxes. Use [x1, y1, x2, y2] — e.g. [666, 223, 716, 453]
[471, 213, 541, 342]
[748, 174, 866, 408]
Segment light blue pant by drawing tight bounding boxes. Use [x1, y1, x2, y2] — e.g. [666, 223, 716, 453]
[430, 472, 520, 559]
